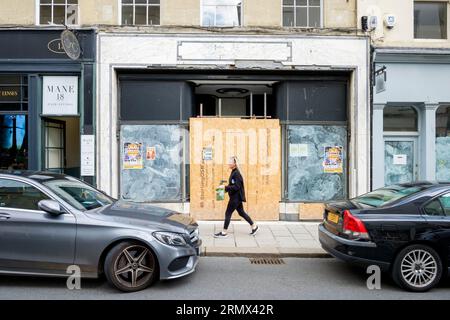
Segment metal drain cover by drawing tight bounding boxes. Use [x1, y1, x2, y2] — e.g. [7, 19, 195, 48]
[249, 257, 285, 265]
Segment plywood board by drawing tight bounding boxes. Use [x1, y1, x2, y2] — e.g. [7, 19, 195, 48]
[299, 203, 325, 220]
[190, 118, 281, 221]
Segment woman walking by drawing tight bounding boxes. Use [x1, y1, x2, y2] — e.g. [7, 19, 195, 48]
[214, 156, 258, 238]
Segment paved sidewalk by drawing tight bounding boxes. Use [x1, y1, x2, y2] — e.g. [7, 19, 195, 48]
[197, 221, 329, 257]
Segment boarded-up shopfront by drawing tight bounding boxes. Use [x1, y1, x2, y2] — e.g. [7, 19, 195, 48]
[98, 33, 370, 221]
[190, 118, 281, 221]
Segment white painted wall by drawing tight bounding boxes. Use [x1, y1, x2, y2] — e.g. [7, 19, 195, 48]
[97, 33, 370, 202]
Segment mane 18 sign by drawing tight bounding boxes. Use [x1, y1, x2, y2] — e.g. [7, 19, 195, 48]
[42, 76, 78, 115]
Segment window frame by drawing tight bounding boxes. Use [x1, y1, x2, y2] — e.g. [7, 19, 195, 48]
[0, 177, 51, 212]
[119, 0, 161, 26]
[200, 0, 244, 28]
[36, 0, 80, 26]
[281, 0, 323, 28]
[0, 176, 77, 214]
[413, 1, 448, 40]
[421, 190, 450, 218]
[382, 105, 421, 136]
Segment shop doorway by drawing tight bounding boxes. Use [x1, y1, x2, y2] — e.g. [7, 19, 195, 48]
[384, 137, 418, 186]
[42, 117, 80, 177]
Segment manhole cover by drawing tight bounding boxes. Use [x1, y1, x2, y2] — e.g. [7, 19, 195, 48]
[249, 257, 285, 265]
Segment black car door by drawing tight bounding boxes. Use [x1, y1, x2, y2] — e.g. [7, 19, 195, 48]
[422, 191, 450, 268]
[0, 178, 76, 275]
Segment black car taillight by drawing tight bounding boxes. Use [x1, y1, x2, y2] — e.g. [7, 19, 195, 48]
[343, 210, 370, 240]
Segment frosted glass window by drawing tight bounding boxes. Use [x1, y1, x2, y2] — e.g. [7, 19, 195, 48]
[436, 105, 450, 181]
[120, 125, 183, 202]
[287, 125, 347, 201]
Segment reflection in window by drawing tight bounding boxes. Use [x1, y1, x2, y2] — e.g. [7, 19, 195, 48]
[0, 179, 48, 211]
[414, 1, 447, 39]
[39, 0, 79, 25]
[436, 105, 450, 181]
[383, 106, 418, 132]
[0, 115, 28, 170]
[283, 0, 322, 28]
[202, 0, 242, 27]
[121, 0, 160, 26]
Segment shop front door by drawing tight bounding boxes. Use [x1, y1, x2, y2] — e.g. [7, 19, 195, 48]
[189, 118, 281, 221]
[43, 119, 66, 174]
[384, 137, 418, 186]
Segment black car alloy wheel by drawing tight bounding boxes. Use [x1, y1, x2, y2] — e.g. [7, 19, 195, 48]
[105, 242, 157, 292]
[392, 244, 443, 292]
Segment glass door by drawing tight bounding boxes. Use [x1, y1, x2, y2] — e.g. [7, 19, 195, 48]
[384, 137, 418, 186]
[43, 119, 66, 173]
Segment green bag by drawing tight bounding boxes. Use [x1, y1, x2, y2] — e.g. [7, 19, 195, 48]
[216, 185, 225, 201]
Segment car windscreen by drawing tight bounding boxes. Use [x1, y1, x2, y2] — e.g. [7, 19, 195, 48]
[352, 185, 429, 208]
[42, 178, 114, 211]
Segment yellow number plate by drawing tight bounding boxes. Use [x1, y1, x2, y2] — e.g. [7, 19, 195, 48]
[327, 212, 340, 224]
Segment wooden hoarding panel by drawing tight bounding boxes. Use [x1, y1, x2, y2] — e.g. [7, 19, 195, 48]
[190, 118, 281, 221]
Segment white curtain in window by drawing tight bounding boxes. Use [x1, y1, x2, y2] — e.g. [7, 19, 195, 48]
[203, 0, 242, 27]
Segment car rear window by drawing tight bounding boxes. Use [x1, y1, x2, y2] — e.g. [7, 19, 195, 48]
[352, 185, 429, 208]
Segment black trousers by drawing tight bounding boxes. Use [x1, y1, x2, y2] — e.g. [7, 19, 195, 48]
[223, 199, 254, 230]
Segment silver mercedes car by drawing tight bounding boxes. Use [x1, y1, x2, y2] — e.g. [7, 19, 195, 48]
[0, 171, 201, 292]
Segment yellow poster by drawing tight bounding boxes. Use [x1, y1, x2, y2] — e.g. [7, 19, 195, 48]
[123, 142, 143, 169]
[323, 146, 343, 174]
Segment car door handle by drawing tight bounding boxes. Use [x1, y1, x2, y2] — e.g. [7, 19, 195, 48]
[0, 213, 11, 220]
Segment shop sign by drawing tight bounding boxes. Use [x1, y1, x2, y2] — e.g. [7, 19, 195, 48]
[80, 135, 95, 176]
[323, 146, 344, 174]
[42, 76, 78, 115]
[123, 142, 144, 169]
[0, 87, 20, 102]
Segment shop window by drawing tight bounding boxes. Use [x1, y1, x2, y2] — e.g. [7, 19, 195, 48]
[0, 179, 49, 211]
[0, 75, 29, 170]
[120, 125, 186, 202]
[287, 125, 347, 201]
[120, 80, 193, 121]
[39, 0, 79, 25]
[283, 0, 322, 28]
[202, 0, 242, 27]
[0, 115, 28, 170]
[121, 0, 160, 26]
[275, 81, 347, 122]
[414, 1, 447, 39]
[383, 106, 418, 132]
[0, 75, 28, 112]
[436, 105, 450, 181]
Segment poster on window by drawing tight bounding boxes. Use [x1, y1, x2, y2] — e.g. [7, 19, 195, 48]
[323, 146, 344, 174]
[123, 142, 143, 169]
[146, 146, 156, 161]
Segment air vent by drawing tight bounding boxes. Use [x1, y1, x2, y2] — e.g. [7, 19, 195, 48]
[249, 257, 285, 265]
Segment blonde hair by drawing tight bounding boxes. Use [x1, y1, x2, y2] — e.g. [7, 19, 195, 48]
[229, 156, 239, 168]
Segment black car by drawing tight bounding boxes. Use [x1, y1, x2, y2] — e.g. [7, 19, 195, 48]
[319, 182, 450, 292]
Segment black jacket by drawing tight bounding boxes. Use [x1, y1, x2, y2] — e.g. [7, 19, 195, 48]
[225, 168, 246, 202]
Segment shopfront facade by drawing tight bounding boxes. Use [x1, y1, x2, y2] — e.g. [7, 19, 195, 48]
[97, 32, 370, 220]
[0, 29, 96, 183]
[373, 49, 450, 189]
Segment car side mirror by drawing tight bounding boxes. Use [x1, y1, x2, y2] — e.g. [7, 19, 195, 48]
[38, 200, 64, 216]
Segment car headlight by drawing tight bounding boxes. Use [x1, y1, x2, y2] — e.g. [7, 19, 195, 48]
[152, 231, 187, 246]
